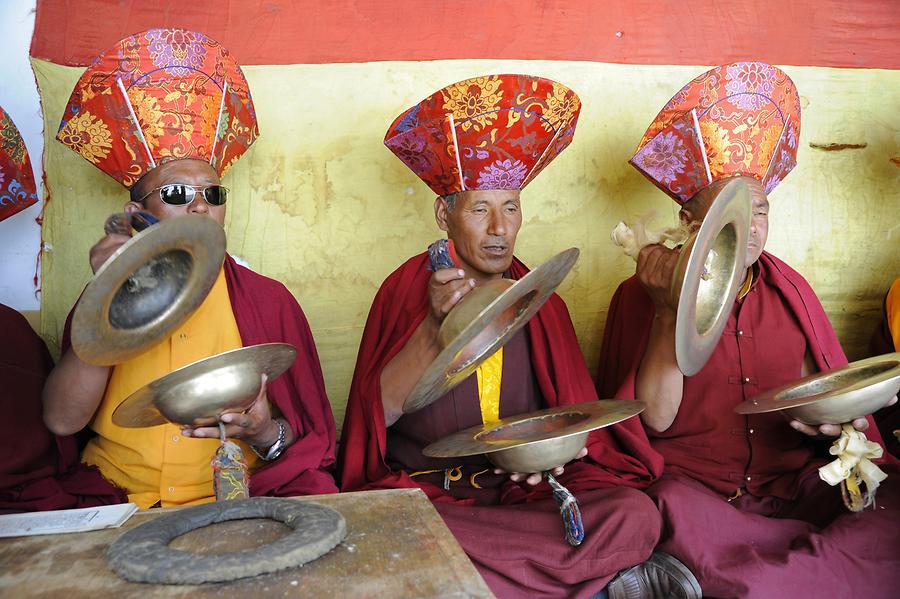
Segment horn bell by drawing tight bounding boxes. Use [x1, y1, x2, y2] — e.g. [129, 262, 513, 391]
[672, 177, 752, 376]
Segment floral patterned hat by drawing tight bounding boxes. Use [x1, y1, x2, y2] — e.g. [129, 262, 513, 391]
[384, 74, 581, 197]
[0, 106, 39, 222]
[630, 62, 800, 204]
[57, 28, 259, 189]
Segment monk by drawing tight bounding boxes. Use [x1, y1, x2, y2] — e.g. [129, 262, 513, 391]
[340, 74, 700, 599]
[598, 62, 900, 598]
[1, 303, 126, 513]
[0, 106, 124, 512]
[42, 29, 337, 509]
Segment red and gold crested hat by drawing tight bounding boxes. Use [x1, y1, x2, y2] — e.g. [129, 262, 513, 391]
[0, 106, 39, 222]
[384, 74, 581, 197]
[57, 28, 259, 189]
[630, 62, 800, 204]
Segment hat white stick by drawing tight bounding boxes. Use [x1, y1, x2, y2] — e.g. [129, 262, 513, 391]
[762, 114, 791, 188]
[209, 79, 229, 166]
[691, 108, 712, 185]
[116, 77, 156, 168]
[448, 113, 466, 191]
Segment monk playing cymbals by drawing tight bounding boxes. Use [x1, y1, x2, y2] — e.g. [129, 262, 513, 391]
[43, 29, 337, 509]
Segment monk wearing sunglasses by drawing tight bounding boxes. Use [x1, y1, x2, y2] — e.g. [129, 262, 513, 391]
[42, 29, 337, 508]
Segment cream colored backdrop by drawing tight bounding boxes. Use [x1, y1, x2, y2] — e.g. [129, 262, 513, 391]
[33, 59, 900, 432]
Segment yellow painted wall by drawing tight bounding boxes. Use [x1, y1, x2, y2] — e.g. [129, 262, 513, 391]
[33, 59, 900, 432]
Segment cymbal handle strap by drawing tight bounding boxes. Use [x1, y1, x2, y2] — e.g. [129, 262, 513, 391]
[546, 472, 584, 547]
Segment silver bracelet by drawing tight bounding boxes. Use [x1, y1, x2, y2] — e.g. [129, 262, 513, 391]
[251, 419, 286, 461]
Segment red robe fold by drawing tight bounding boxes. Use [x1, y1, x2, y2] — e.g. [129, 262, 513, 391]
[339, 251, 662, 501]
[1, 304, 126, 513]
[62, 255, 338, 497]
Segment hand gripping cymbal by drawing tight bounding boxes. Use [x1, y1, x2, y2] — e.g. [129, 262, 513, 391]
[71, 215, 226, 365]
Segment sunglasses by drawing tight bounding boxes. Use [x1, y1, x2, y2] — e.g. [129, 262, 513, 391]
[138, 183, 229, 207]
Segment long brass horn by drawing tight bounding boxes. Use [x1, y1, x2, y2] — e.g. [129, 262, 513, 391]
[614, 177, 752, 375]
[71, 214, 226, 365]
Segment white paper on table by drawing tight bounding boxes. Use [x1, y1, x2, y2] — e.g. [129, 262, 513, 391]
[0, 503, 138, 538]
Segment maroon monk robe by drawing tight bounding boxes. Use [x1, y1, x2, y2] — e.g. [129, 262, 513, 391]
[62, 255, 338, 497]
[385, 330, 542, 504]
[1, 304, 126, 513]
[598, 251, 900, 598]
[339, 252, 664, 598]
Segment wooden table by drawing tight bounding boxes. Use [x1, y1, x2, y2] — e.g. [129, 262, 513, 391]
[0, 488, 494, 598]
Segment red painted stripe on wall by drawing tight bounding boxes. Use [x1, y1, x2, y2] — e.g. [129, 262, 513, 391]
[31, 0, 900, 69]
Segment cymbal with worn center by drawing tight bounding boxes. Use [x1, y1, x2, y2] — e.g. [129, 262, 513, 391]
[403, 247, 579, 414]
[423, 400, 645, 473]
[112, 343, 297, 428]
[71, 215, 227, 366]
[673, 178, 751, 376]
[735, 352, 900, 424]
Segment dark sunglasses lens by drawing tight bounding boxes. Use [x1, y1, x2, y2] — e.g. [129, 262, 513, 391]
[159, 184, 192, 205]
[204, 186, 228, 206]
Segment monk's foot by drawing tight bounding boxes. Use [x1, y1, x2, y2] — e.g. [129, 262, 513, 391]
[607, 552, 701, 599]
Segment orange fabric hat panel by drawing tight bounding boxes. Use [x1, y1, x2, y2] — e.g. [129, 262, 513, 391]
[630, 62, 800, 204]
[56, 28, 259, 189]
[384, 74, 581, 197]
[0, 106, 39, 222]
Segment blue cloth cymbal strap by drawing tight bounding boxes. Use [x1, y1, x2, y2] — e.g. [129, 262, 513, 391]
[130, 211, 159, 232]
[546, 472, 584, 547]
[103, 210, 159, 235]
[427, 239, 458, 271]
[212, 423, 250, 501]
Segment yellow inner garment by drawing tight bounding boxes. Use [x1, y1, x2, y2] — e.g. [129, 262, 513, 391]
[81, 267, 258, 509]
[737, 267, 754, 301]
[476, 347, 504, 425]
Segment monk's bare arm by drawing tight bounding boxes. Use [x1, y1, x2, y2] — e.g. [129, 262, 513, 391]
[43, 231, 129, 435]
[636, 309, 684, 432]
[632, 245, 684, 432]
[43, 350, 111, 435]
[380, 268, 476, 427]
[380, 316, 443, 426]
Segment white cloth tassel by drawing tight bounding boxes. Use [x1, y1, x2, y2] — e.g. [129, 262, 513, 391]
[611, 212, 691, 260]
[818, 426, 887, 508]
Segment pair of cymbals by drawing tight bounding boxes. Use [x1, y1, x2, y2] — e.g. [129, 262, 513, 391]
[403, 247, 580, 413]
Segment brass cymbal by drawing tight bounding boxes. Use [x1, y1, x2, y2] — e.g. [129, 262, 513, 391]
[112, 343, 297, 428]
[673, 178, 751, 376]
[71, 215, 226, 366]
[423, 400, 645, 473]
[735, 352, 900, 425]
[403, 248, 580, 414]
